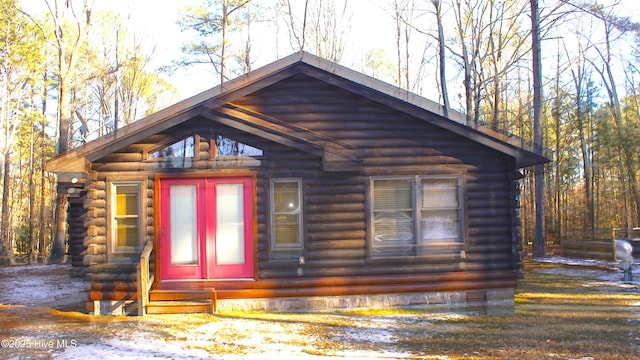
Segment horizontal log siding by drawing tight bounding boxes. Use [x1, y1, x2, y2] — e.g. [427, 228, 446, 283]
[87, 72, 519, 302]
[234, 73, 517, 283]
[82, 181, 107, 267]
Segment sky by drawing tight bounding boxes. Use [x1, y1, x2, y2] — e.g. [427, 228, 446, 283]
[85, 0, 395, 100]
[24, 0, 640, 105]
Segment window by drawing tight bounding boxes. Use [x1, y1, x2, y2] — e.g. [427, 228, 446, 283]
[216, 134, 263, 157]
[148, 136, 196, 168]
[270, 179, 303, 256]
[371, 176, 463, 257]
[111, 181, 143, 253]
[150, 136, 195, 159]
[372, 178, 414, 256]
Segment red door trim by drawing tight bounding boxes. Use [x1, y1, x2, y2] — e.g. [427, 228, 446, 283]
[156, 175, 255, 281]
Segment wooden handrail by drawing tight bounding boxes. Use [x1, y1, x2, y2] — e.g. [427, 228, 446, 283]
[137, 240, 154, 316]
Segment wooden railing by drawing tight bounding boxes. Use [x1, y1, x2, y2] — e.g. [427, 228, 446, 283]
[137, 240, 154, 316]
[561, 228, 640, 260]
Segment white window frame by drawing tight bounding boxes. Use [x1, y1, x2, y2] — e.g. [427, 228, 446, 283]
[370, 175, 464, 257]
[108, 180, 144, 256]
[269, 178, 303, 256]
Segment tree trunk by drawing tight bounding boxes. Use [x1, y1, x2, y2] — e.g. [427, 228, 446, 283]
[49, 185, 68, 264]
[597, 17, 640, 226]
[531, 0, 545, 257]
[1, 150, 12, 264]
[28, 113, 35, 264]
[47, 0, 92, 263]
[40, 74, 48, 261]
[453, 0, 474, 126]
[49, 75, 69, 263]
[221, 0, 229, 85]
[432, 0, 449, 115]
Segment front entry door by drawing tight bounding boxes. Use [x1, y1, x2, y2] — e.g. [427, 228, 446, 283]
[159, 177, 254, 280]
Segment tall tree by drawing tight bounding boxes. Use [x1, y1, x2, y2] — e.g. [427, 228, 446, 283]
[80, 10, 178, 140]
[307, 0, 351, 63]
[281, 0, 309, 52]
[391, 0, 412, 89]
[531, 0, 545, 257]
[590, 7, 640, 226]
[450, 0, 487, 126]
[43, 0, 94, 263]
[568, 43, 596, 230]
[431, 0, 449, 115]
[280, 0, 350, 63]
[0, 0, 46, 263]
[177, 0, 252, 85]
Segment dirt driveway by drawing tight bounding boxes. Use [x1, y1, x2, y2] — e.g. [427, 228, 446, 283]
[0, 260, 639, 359]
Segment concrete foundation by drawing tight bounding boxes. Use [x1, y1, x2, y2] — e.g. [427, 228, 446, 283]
[92, 300, 137, 315]
[215, 288, 515, 313]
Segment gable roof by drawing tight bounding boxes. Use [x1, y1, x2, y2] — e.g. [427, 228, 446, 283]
[46, 51, 548, 176]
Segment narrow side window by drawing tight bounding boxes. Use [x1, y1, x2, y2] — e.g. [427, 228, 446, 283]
[270, 179, 303, 257]
[111, 182, 142, 254]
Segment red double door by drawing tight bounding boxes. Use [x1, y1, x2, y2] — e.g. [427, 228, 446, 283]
[159, 176, 254, 280]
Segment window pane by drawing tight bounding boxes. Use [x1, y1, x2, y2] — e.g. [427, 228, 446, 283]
[421, 178, 462, 245]
[373, 211, 414, 243]
[372, 178, 415, 256]
[421, 210, 461, 243]
[116, 218, 139, 247]
[150, 136, 195, 159]
[373, 179, 412, 210]
[216, 135, 263, 157]
[274, 214, 299, 246]
[274, 182, 299, 212]
[115, 188, 138, 216]
[422, 178, 458, 208]
[170, 185, 198, 265]
[216, 184, 245, 265]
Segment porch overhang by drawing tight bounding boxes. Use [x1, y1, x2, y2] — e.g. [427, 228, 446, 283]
[45, 154, 90, 181]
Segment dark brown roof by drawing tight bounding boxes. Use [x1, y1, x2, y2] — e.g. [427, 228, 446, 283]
[46, 51, 548, 175]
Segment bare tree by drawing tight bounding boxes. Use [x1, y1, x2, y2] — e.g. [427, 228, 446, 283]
[281, 0, 309, 51]
[431, 0, 449, 114]
[450, 0, 487, 126]
[0, 0, 47, 264]
[177, 0, 252, 85]
[280, 0, 351, 62]
[567, 40, 596, 231]
[43, 0, 94, 263]
[389, 0, 415, 89]
[531, 0, 545, 257]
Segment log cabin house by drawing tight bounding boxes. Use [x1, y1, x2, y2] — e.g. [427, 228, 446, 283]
[46, 52, 548, 315]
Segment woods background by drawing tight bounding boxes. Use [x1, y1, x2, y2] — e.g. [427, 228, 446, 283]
[1, 0, 638, 262]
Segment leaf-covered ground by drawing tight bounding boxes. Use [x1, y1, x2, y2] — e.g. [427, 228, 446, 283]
[0, 260, 638, 359]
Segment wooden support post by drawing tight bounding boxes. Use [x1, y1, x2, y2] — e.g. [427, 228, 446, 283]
[138, 240, 153, 316]
[209, 289, 217, 314]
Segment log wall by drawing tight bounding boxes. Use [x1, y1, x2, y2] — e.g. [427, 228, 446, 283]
[232, 73, 517, 284]
[84, 70, 521, 303]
